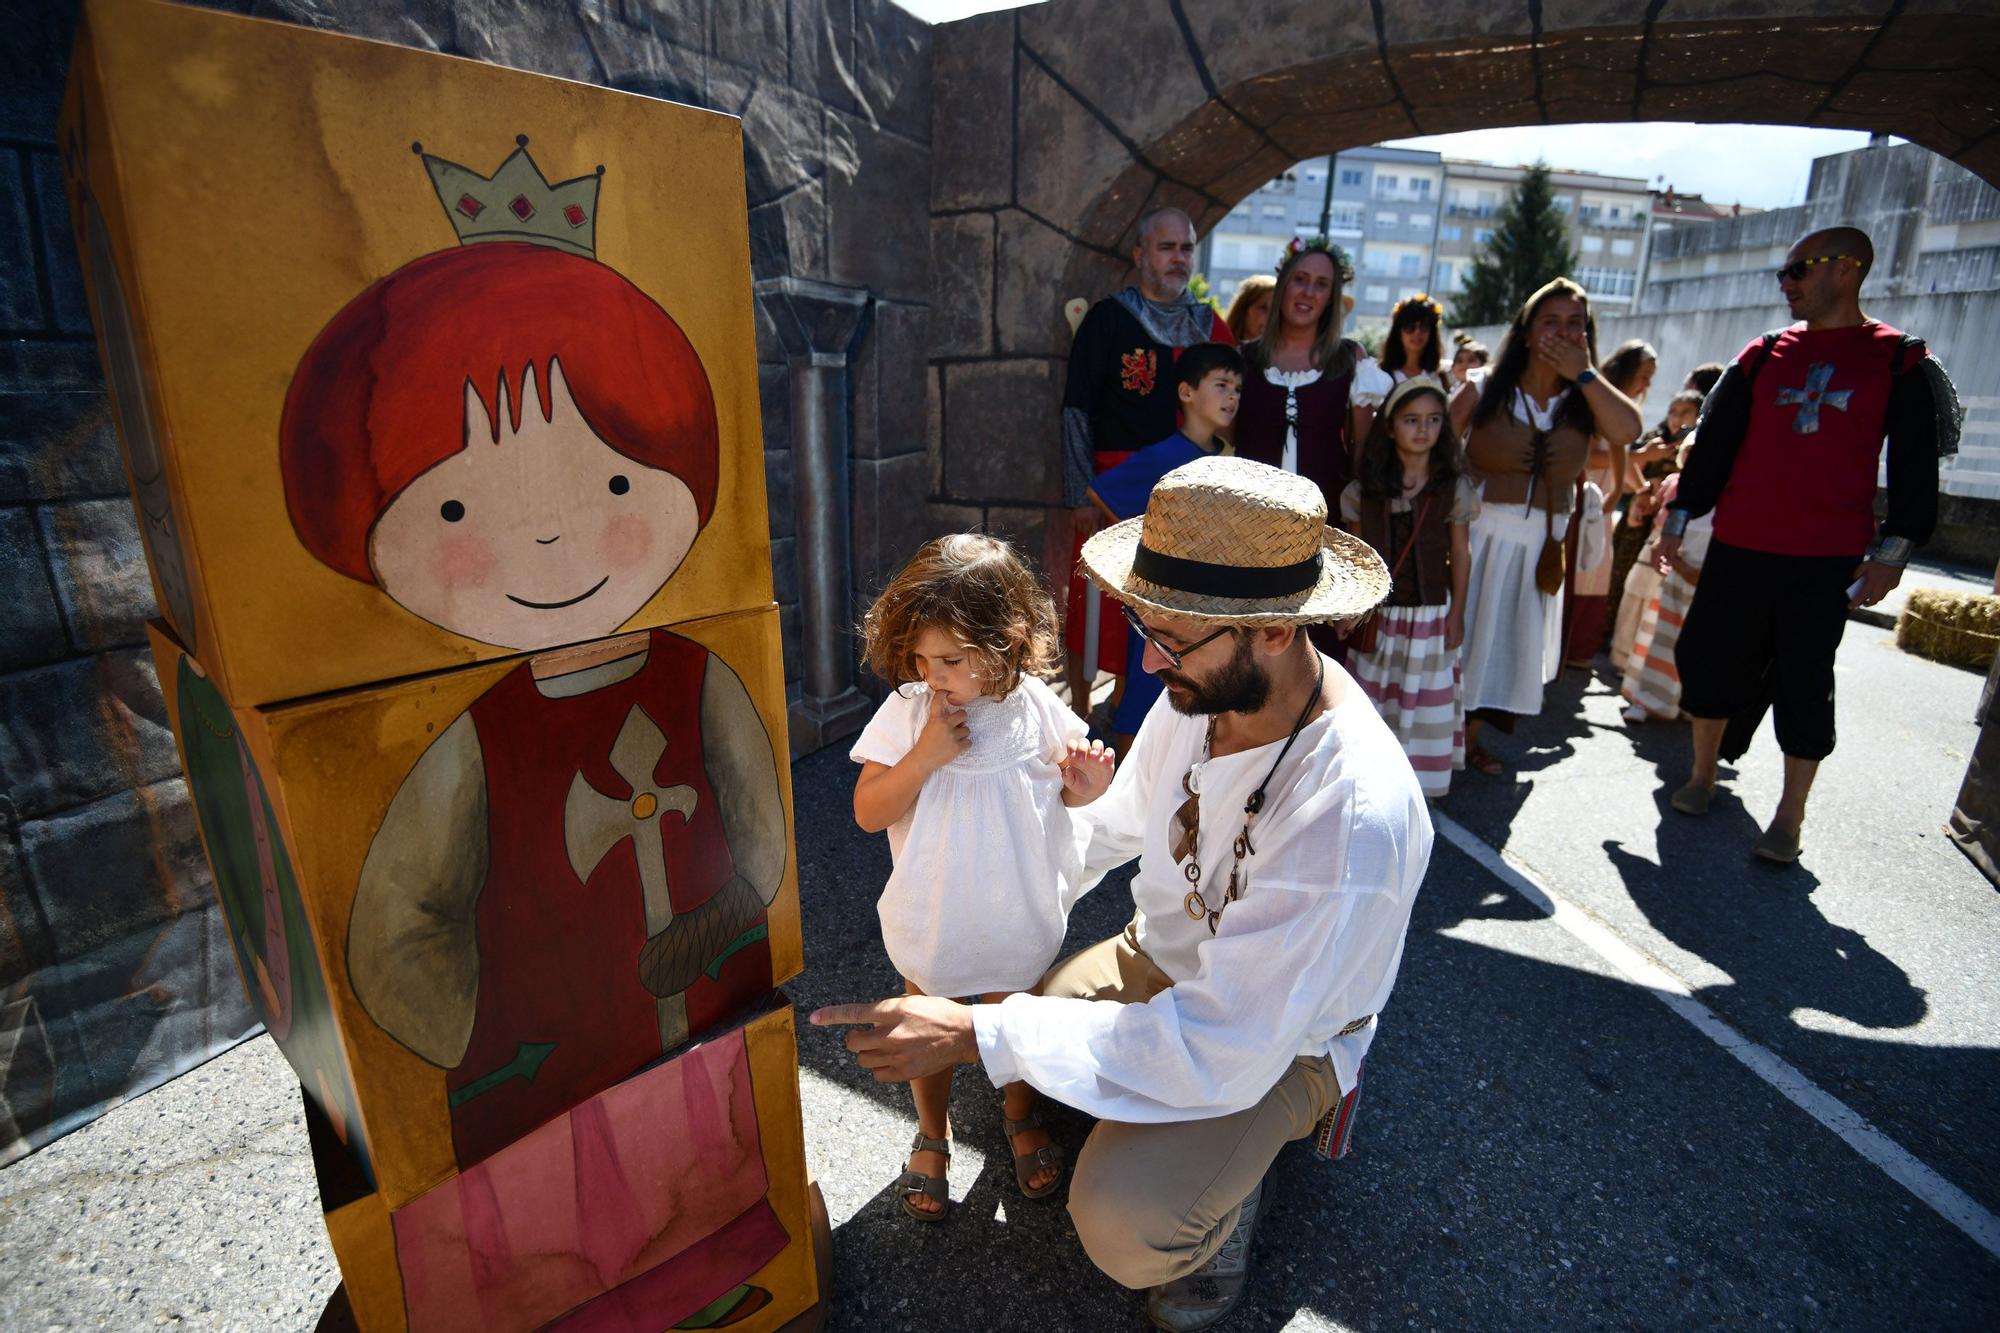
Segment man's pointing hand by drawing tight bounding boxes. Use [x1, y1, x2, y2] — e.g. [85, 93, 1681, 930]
[809, 996, 980, 1083]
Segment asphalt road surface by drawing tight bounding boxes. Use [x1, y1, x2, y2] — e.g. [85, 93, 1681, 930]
[2, 621, 1995, 1331]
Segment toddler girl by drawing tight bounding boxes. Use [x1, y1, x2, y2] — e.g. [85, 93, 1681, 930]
[850, 533, 1115, 1222]
[1340, 375, 1480, 797]
[1612, 389, 1704, 667]
[1623, 440, 1712, 722]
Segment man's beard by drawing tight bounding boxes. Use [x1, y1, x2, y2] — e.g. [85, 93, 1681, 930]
[1147, 269, 1190, 301]
[1160, 631, 1268, 716]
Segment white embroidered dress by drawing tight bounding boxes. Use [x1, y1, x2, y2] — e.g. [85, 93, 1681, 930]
[850, 676, 1088, 998]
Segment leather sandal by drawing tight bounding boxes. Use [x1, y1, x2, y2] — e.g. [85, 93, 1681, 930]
[1003, 1109, 1065, 1199]
[894, 1131, 950, 1223]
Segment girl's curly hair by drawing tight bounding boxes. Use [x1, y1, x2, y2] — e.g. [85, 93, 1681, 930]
[862, 533, 1059, 698]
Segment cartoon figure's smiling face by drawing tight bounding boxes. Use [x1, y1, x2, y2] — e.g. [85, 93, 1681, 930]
[369, 358, 699, 650]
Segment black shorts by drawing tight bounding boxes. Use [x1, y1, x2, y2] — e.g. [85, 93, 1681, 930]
[1676, 539, 1856, 761]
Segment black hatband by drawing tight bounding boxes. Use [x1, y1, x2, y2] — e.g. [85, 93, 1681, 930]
[1131, 543, 1322, 598]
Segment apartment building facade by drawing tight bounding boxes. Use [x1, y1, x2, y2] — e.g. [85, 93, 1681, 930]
[1432, 160, 1654, 313]
[1201, 146, 1444, 319]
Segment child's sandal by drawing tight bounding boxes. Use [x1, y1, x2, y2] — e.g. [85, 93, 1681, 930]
[1003, 1110, 1065, 1199]
[894, 1131, 951, 1223]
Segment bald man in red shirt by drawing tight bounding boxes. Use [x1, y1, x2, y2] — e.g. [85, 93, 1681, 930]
[1659, 226, 1960, 863]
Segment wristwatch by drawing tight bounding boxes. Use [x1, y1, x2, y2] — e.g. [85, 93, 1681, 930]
[1661, 508, 1690, 538]
[1575, 366, 1598, 386]
[1866, 535, 1914, 568]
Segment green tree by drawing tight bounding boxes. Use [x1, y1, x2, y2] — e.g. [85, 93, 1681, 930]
[1449, 161, 1578, 326]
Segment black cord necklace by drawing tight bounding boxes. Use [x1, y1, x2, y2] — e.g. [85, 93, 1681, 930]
[1179, 650, 1328, 933]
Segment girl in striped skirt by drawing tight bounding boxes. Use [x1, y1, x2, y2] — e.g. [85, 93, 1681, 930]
[1340, 376, 1480, 798]
[1622, 487, 1713, 722]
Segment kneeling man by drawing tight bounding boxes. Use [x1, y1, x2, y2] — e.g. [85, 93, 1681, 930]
[817, 456, 1431, 1330]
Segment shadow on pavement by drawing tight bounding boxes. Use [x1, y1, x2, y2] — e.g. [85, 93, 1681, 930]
[784, 747, 1999, 1330]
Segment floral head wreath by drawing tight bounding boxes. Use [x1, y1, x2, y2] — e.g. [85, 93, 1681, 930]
[1391, 292, 1443, 322]
[1278, 235, 1354, 284]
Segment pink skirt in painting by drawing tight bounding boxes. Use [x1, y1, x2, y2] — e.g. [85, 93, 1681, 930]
[1349, 604, 1464, 799]
[392, 1025, 787, 1333]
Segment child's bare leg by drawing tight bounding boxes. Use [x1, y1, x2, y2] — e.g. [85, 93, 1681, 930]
[982, 989, 1059, 1192]
[903, 979, 952, 1214]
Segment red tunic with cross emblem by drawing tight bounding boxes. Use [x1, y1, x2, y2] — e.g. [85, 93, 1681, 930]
[446, 630, 772, 1167]
[1714, 320, 1913, 557]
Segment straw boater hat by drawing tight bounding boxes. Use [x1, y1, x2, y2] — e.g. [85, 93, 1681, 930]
[1081, 455, 1390, 626]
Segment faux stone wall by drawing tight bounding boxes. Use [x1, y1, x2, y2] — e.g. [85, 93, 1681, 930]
[927, 0, 2000, 579]
[0, 0, 933, 1157]
[2, 1, 254, 1161]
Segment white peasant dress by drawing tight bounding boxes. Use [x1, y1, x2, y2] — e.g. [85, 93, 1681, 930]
[849, 676, 1088, 998]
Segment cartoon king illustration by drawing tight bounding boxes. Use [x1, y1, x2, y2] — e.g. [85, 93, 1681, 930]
[277, 136, 791, 1329]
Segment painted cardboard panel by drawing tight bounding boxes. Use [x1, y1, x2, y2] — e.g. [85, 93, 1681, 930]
[147, 620, 373, 1186]
[315, 1005, 816, 1333]
[57, 19, 204, 658]
[253, 603, 798, 1208]
[60, 0, 772, 709]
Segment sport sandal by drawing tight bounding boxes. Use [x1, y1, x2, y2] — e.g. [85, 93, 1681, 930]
[895, 1131, 950, 1223]
[1003, 1108, 1065, 1199]
[1146, 1173, 1269, 1331]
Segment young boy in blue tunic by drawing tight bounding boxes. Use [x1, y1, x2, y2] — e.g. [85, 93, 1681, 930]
[1087, 341, 1244, 753]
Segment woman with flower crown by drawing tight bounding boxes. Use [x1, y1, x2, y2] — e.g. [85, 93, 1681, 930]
[1231, 239, 1372, 514]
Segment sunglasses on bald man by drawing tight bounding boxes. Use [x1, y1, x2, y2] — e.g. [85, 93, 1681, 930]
[1775, 255, 1857, 284]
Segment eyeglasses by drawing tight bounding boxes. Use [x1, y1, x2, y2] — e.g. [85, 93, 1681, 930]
[1120, 603, 1232, 670]
[1775, 255, 1856, 284]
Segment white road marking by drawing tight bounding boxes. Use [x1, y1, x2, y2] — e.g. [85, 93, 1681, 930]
[1433, 813, 2000, 1263]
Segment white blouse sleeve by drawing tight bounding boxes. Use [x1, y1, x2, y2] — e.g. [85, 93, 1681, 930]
[1351, 358, 1394, 408]
[1065, 690, 1169, 895]
[1450, 475, 1481, 526]
[849, 687, 923, 768]
[974, 772, 1426, 1122]
[1337, 481, 1364, 530]
[1023, 675, 1089, 764]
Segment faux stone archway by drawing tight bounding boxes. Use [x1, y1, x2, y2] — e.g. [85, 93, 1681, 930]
[923, 0, 2000, 549]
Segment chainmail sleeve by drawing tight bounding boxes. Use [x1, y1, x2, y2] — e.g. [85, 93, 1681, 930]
[1915, 351, 1964, 459]
[1061, 301, 1114, 507]
[1062, 407, 1095, 507]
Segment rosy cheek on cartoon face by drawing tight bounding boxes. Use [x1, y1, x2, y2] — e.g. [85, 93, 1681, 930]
[600, 513, 656, 570]
[434, 533, 498, 588]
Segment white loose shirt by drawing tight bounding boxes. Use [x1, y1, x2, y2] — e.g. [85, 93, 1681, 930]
[851, 676, 1088, 998]
[972, 661, 1432, 1123]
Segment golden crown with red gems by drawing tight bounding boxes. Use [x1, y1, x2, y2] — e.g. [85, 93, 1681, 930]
[413, 134, 604, 259]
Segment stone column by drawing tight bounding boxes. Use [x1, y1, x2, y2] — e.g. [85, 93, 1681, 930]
[756, 276, 873, 753]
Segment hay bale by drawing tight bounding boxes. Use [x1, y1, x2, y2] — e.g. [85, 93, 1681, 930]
[1895, 589, 2000, 671]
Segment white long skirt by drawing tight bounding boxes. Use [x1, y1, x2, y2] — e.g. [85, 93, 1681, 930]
[1460, 502, 1569, 717]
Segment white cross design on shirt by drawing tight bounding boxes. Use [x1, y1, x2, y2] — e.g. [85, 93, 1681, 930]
[1775, 361, 1853, 435]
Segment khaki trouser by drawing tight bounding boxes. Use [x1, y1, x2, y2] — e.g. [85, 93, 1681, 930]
[1040, 921, 1341, 1290]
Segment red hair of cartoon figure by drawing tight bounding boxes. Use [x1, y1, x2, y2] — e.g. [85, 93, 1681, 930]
[280, 241, 718, 650]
